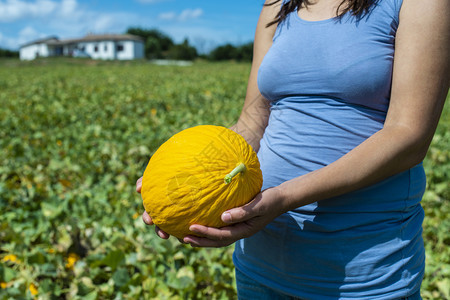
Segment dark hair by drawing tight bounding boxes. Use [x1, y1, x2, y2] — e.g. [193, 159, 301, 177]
[265, 0, 378, 27]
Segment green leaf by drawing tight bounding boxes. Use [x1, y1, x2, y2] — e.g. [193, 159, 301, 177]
[39, 263, 58, 278]
[84, 290, 98, 300]
[27, 251, 46, 265]
[101, 250, 125, 271]
[176, 276, 195, 290]
[112, 268, 130, 288]
[0, 265, 16, 282]
[38, 279, 54, 295]
[176, 266, 195, 280]
[437, 278, 450, 299]
[41, 201, 64, 219]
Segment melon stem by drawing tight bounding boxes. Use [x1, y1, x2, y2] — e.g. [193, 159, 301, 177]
[224, 163, 246, 184]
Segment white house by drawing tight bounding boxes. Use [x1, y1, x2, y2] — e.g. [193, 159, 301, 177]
[20, 34, 145, 61]
[19, 36, 58, 60]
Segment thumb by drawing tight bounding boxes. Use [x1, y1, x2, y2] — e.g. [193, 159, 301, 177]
[221, 193, 262, 224]
[136, 177, 143, 193]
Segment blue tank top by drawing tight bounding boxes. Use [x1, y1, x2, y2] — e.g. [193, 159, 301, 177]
[233, 0, 426, 298]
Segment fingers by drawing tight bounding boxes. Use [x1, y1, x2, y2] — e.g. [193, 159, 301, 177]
[189, 224, 236, 240]
[177, 238, 188, 244]
[136, 177, 143, 193]
[142, 211, 153, 225]
[183, 222, 253, 248]
[221, 192, 264, 224]
[221, 207, 252, 224]
[184, 235, 233, 248]
[155, 226, 170, 239]
[181, 193, 266, 248]
[142, 211, 171, 239]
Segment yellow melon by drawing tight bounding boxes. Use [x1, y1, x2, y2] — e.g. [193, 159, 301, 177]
[141, 125, 263, 239]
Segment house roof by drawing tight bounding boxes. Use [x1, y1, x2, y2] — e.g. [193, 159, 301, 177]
[56, 34, 144, 44]
[20, 36, 59, 48]
[21, 34, 143, 48]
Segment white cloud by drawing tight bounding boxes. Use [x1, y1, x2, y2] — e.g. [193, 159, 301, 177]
[0, 25, 45, 49]
[0, 0, 130, 33]
[91, 15, 115, 32]
[60, 0, 77, 17]
[158, 8, 203, 22]
[17, 26, 45, 46]
[0, 0, 57, 22]
[179, 9, 203, 21]
[0, 0, 79, 23]
[158, 11, 177, 21]
[19, 26, 39, 38]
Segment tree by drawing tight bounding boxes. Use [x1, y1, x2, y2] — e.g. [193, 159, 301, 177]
[145, 37, 162, 59]
[167, 39, 198, 61]
[208, 44, 237, 61]
[235, 42, 253, 62]
[0, 48, 19, 58]
[126, 27, 174, 59]
[208, 42, 253, 62]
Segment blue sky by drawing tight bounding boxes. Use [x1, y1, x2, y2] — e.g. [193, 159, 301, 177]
[0, 0, 266, 52]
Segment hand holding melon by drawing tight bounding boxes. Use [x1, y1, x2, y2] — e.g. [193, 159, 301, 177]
[140, 125, 263, 239]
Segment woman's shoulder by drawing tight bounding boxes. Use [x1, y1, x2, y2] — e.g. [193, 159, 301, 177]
[363, 0, 404, 28]
[378, 0, 404, 17]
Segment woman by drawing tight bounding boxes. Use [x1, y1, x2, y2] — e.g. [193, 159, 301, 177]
[137, 0, 449, 298]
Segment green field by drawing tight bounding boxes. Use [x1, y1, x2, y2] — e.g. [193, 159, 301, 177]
[0, 59, 448, 299]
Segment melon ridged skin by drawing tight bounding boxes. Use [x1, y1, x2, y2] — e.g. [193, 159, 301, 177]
[141, 125, 263, 239]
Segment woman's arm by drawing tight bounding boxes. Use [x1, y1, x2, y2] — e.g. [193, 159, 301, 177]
[230, 0, 280, 151]
[185, 0, 449, 247]
[278, 0, 449, 210]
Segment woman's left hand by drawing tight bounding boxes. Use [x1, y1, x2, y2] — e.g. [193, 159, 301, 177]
[183, 187, 286, 248]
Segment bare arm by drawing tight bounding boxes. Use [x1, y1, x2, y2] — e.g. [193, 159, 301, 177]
[230, 1, 281, 152]
[278, 0, 450, 210]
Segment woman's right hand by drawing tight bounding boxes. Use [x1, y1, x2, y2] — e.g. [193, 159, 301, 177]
[136, 177, 170, 239]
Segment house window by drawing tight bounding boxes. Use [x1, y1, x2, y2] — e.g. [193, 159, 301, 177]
[117, 44, 124, 52]
[94, 45, 98, 52]
[104, 45, 107, 52]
